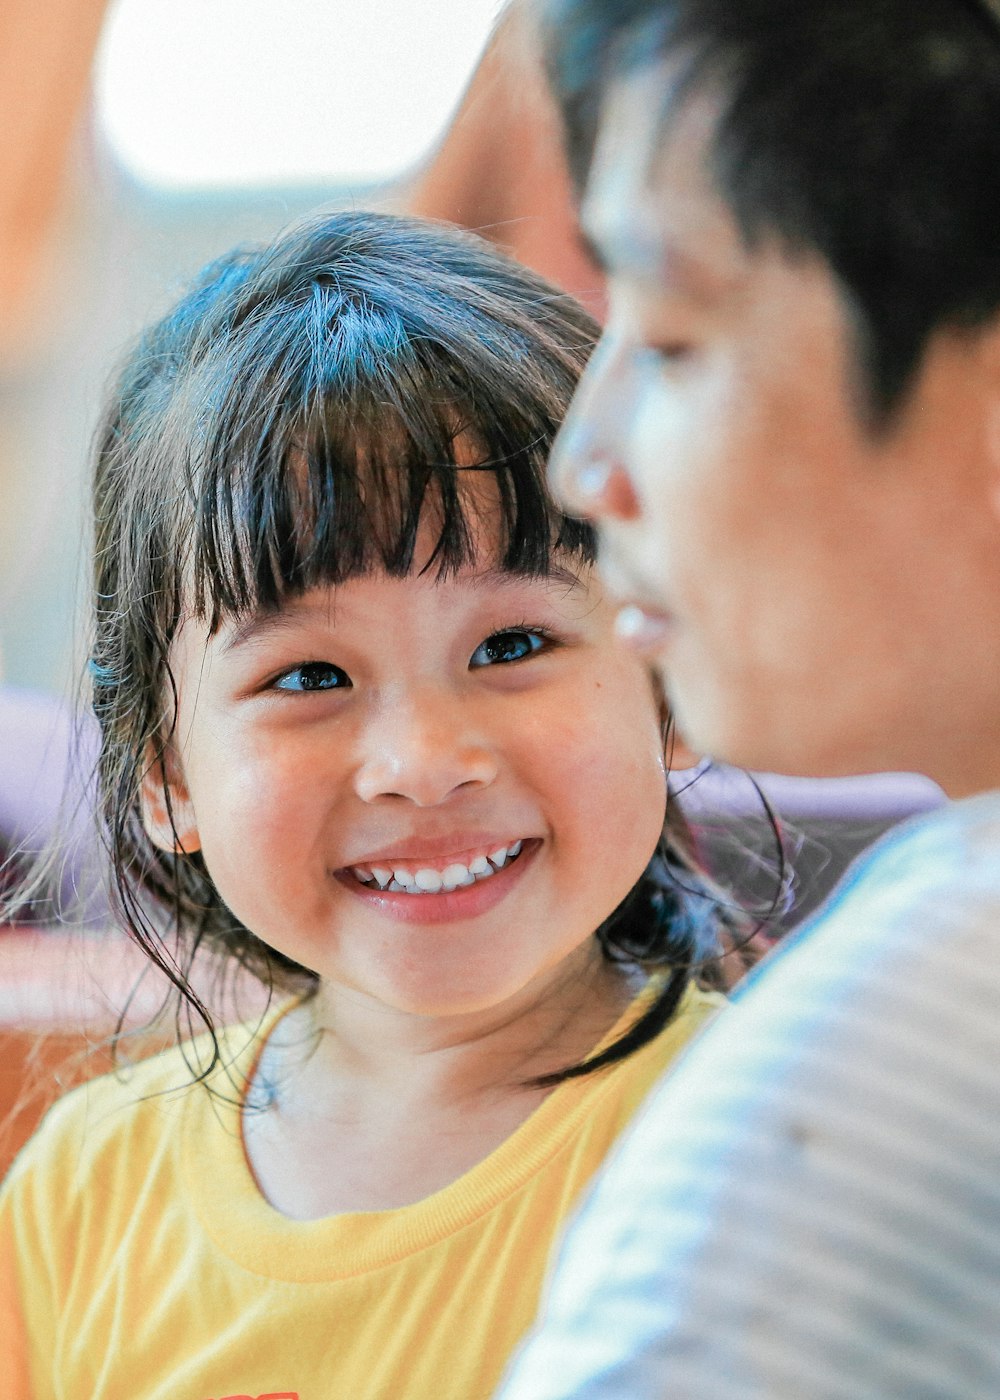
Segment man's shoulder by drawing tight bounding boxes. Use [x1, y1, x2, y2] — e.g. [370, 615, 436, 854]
[763, 790, 1000, 997]
[842, 789, 1000, 902]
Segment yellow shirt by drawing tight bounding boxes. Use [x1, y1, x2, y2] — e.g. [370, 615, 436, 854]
[0, 984, 719, 1399]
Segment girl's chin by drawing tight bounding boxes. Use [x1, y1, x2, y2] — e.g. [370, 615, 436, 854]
[327, 971, 556, 1023]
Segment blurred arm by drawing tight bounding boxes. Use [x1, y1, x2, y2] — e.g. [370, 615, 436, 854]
[0, 0, 108, 362]
[399, 1, 605, 318]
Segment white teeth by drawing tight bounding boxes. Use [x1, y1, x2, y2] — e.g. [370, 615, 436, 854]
[414, 868, 443, 893]
[353, 841, 528, 894]
[442, 863, 475, 891]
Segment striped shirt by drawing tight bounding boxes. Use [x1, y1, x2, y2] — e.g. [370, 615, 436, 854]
[498, 791, 1000, 1400]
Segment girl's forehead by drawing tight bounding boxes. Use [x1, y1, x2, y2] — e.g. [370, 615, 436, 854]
[190, 562, 595, 663]
[285, 557, 592, 615]
[185, 426, 596, 631]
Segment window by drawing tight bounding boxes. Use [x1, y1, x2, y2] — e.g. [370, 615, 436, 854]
[94, 0, 502, 191]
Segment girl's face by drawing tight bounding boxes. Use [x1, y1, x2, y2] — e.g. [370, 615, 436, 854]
[146, 542, 667, 1023]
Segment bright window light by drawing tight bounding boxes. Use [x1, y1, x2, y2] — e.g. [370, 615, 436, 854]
[94, 0, 503, 191]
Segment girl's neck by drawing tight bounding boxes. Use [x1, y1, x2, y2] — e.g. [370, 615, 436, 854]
[261, 945, 638, 1113]
[242, 950, 641, 1218]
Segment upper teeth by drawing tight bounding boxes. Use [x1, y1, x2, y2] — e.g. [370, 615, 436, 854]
[351, 841, 524, 894]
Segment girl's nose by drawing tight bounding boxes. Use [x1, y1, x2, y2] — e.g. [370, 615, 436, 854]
[353, 697, 498, 807]
[548, 332, 642, 522]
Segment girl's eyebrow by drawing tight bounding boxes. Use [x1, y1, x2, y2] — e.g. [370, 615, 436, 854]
[468, 565, 586, 593]
[218, 604, 322, 656]
[218, 567, 586, 655]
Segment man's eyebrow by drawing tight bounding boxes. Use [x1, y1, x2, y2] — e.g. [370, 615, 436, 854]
[581, 196, 667, 280]
[582, 205, 739, 303]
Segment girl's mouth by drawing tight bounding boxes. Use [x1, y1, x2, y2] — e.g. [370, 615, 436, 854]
[346, 839, 527, 894]
[333, 838, 538, 922]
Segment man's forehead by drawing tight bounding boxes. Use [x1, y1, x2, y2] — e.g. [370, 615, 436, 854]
[581, 61, 742, 294]
[582, 62, 676, 258]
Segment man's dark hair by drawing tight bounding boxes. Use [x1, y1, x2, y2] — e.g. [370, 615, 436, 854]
[543, 0, 1000, 421]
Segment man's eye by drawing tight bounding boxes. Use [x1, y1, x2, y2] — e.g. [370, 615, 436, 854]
[470, 629, 546, 668]
[636, 342, 695, 371]
[273, 662, 350, 692]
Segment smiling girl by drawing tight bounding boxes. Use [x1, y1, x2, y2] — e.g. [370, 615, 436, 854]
[0, 212, 734, 1398]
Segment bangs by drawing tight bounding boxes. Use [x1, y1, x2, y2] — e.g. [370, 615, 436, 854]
[162, 251, 597, 629]
[191, 392, 595, 631]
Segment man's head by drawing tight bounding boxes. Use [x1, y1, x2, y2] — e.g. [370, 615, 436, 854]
[542, 0, 1000, 792]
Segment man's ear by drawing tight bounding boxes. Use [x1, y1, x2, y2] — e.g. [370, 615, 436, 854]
[988, 402, 1000, 525]
[978, 315, 1000, 525]
[140, 745, 201, 855]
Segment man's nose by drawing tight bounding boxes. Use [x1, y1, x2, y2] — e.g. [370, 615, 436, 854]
[352, 691, 498, 807]
[548, 332, 642, 522]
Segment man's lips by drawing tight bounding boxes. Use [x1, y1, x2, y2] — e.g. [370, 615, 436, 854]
[594, 557, 676, 652]
[614, 602, 676, 652]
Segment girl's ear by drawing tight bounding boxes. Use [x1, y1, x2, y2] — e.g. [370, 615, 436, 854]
[140, 745, 202, 855]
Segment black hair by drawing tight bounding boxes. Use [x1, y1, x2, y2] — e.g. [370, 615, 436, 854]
[542, 0, 1000, 422]
[88, 210, 738, 1082]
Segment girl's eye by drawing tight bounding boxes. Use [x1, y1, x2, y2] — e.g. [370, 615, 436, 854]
[470, 629, 547, 668]
[273, 661, 351, 692]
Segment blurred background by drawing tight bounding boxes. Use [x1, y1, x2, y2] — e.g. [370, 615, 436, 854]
[0, 0, 942, 948]
[0, 0, 944, 1168]
[0, 0, 611, 1163]
[2, 0, 605, 693]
